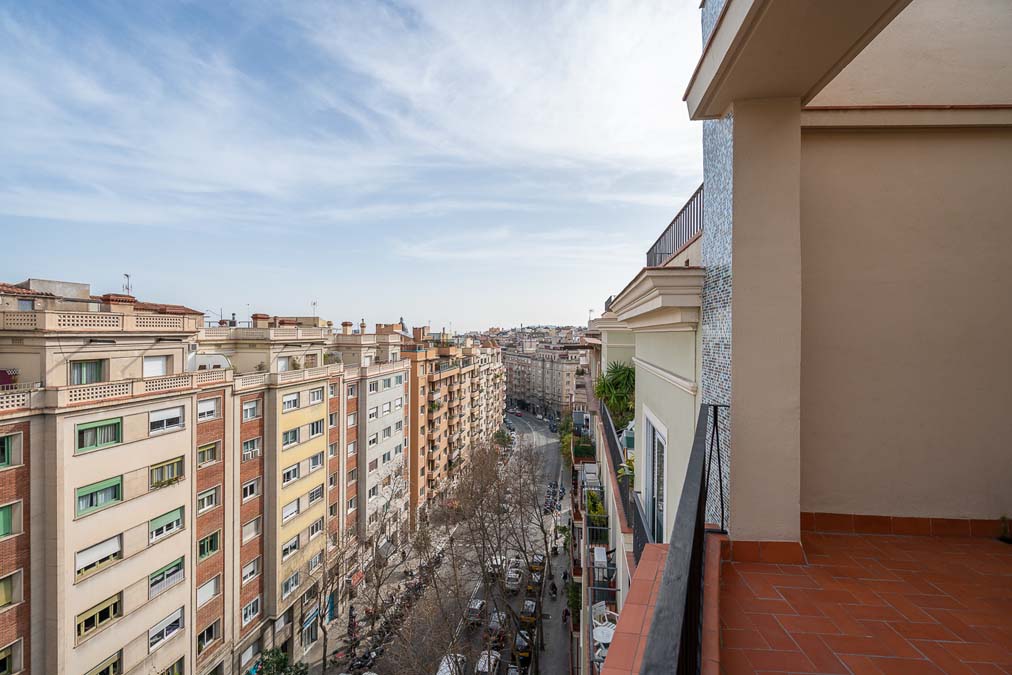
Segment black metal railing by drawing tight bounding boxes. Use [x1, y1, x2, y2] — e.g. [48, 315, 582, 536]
[639, 403, 727, 675]
[645, 184, 704, 267]
[631, 492, 652, 564]
[600, 400, 655, 564]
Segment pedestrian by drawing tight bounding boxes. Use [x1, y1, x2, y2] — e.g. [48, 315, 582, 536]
[562, 570, 569, 583]
[562, 607, 570, 624]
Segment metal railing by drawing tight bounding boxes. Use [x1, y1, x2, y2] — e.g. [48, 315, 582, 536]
[639, 403, 727, 675]
[646, 184, 704, 267]
[600, 401, 656, 563]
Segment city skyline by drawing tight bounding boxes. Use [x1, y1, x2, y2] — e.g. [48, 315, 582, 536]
[1, 1, 703, 330]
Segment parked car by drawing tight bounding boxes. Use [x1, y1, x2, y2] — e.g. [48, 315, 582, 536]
[514, 411, 523, 417]
[519, 599, 538, 626]
[506, 666, 523, 675]
[504, 568, 523, 594]
[513, 630, 532, 664]
[465, 599, 486, 626]
[485, 555, 506, 577]
[474, 650, 502, 674]
[485, 611, 508, 646]
[436, 654, 468, 675]
[525, 571, 543, 596]
[528, 553, 545, 572]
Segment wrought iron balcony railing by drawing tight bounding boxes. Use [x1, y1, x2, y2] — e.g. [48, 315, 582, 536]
[645, 184, 704, 267]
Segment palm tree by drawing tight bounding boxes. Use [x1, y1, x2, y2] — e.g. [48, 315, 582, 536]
[595, 361, 635, 428]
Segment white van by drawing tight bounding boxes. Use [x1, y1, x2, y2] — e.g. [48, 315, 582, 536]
[436, 653, 467, 675]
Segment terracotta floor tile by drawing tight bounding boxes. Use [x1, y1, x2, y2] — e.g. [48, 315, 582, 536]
[742, 649, 815, 672]
[791, 633, 849, 674]
[723, 629, 770, 650]
[943, 641, 1012, 666]
[750, 614, 799, 651]
[966, 664, 1007, 675]
[888, 620, 960, 641]
[777, 615, 842, 635]
[912, 640, 981, 675]
[838, 654, 885, 674]
[722, 648, 758, 674]
[868, 657, 946, 674]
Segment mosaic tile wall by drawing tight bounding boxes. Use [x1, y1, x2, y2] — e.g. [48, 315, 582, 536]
[702, 0, 727, 43]
[701, 98, 734, 527]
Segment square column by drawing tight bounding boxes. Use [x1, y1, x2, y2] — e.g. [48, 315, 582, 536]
[728, 98, 802, 543]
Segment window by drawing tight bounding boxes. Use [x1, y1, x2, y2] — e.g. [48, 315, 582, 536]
[0, 435, 12, 468]
[242, 437, 261, 461]
[197, 619, 220, 653]
[282, 393, 300, 411]
[242, 596, 261, 626]
[368, 485, 378, 499]
[149, 558, 184, 598]
[368, 381, 378, 393]
[76, 535, 122, 578]
[197, 442, 217, 465]
[329, 442, 338, 457]
[329, 503, 338, 517]
[347, 384, 357, 398]
[382, 427, 392, 439]
[347, 441, 357, 456]
[240, 637, 261, 665]
[381, 402, 391, 415]
[281, 572, 300, 599]
[83, 651, 120, 675]
[242, 479, 260, 501]
[347, 468, 358, 484]
[0, 573, 17, 609]
[282, 499, 300, 522]
[282, 428, 300, 447]
[395, 420, 403, 432]
[308, 484, 324, 505]
[309, 551, 323, 572]
[143, 356, 169, 378]
[328, 472, 337, 488]
[368, 459, 378, 472]
[382, 378, 392, 389]
[77, 594, 121, 639]
[242, 399, 261, 420]
[309, 452, 324, 471]
[76, 419, 122, 453]
[309, 419, 324, 437]
[395, 396, 403, 409]
[309, 517, 324, 539]
[278, 356, 292, 372]
[149, 508, 183, 543]
[382, 451, 391, 463]
[71, 360, 105, 385]
[309, 388, 324, 404]
[197, 397, 220, 420]
[242, 517, 261, 542]
[347, 496, 357, 512]
[149, 407, 184, 434]
[347, 412, 357, 427]
[197, 576, 220, 607]
[16, 298, 33, 311]
[198, 531, 220, 559]
[76, 477, 123, 516]
[241, 557, 261, 584]
[197, 488, 218, 513]
[329, 412, 338, 428]
[368, 407, 378, 421]
[368, 434, 378, 448]
[329, 384, 337, 397]
[282, 463, 300, 485]
[395, 443, 402, 455]
[149, 457, 184, 488]
[395, 374, 403, 385]
[148, 607, 183, 651]
[282, 535, 300, 559]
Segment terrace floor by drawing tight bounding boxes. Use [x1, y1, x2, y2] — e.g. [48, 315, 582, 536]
[720, 532, 1012, 674]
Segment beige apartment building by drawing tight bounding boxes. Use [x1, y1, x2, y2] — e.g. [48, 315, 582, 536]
[504, 347, 579, 419]
[398, 327, 505, 529]
[0, 283, 437, 675]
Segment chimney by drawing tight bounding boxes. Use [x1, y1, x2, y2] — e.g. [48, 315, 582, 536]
[251, 313, 270, 328]
[342, 321, 353, 336]
[360, 319, 367, 334]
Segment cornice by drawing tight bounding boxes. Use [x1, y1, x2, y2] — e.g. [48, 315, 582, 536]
[632, 357, 698, 396]
[609, 267, 705, 331]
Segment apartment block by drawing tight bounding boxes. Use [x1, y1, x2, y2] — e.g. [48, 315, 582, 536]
[399, 327, 505, 529]
[504, 346, 579, 419]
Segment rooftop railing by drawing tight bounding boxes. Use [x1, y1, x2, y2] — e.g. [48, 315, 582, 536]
[646, 184, 704, 267]
[639, 403, 727, 674]
[600, 401, 654, 563]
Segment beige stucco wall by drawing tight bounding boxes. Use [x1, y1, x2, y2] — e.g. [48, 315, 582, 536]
[799, 126, 1012, 519]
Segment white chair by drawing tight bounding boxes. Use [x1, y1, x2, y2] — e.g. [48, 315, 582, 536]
[591, 601, 619, 628]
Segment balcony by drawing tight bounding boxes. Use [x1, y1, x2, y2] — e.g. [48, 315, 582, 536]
[645, 184, 703, 267]
[200, 325, 329, 341]
[0, 310, 200, 333]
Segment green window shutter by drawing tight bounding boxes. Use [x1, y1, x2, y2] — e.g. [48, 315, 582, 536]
[77, 476, 123, 497]
[149, 508, 183, 534]
[149, 557, 184, 581]
[0, 436, 10, 467]
[76, 418, 122, 453]
[0, 506, 11, 537]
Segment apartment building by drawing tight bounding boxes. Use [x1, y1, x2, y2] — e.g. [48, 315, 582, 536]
[504, 347, 579, 419]
[576, 1, 1012, 674]
[399, 327, 505, 529]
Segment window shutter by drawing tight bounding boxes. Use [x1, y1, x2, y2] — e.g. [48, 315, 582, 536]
[76, 535, 121, 570]
[149, 508, 183, 535]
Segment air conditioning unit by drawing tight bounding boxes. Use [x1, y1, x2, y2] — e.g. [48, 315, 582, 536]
[188, 343, 197, 352]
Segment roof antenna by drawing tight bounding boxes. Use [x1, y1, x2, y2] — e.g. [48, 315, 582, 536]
[122, 273, 132, 295]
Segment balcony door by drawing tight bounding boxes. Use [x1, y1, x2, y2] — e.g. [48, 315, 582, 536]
[643, 416, 666, 543]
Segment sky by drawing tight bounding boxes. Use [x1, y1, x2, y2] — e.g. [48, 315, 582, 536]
[1, 0, 703, 332]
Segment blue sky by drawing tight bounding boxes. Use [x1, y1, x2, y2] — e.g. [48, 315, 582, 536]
[1, 1, 702, 331]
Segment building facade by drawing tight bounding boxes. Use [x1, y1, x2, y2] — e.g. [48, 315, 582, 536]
[504, 347, 579, 419]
